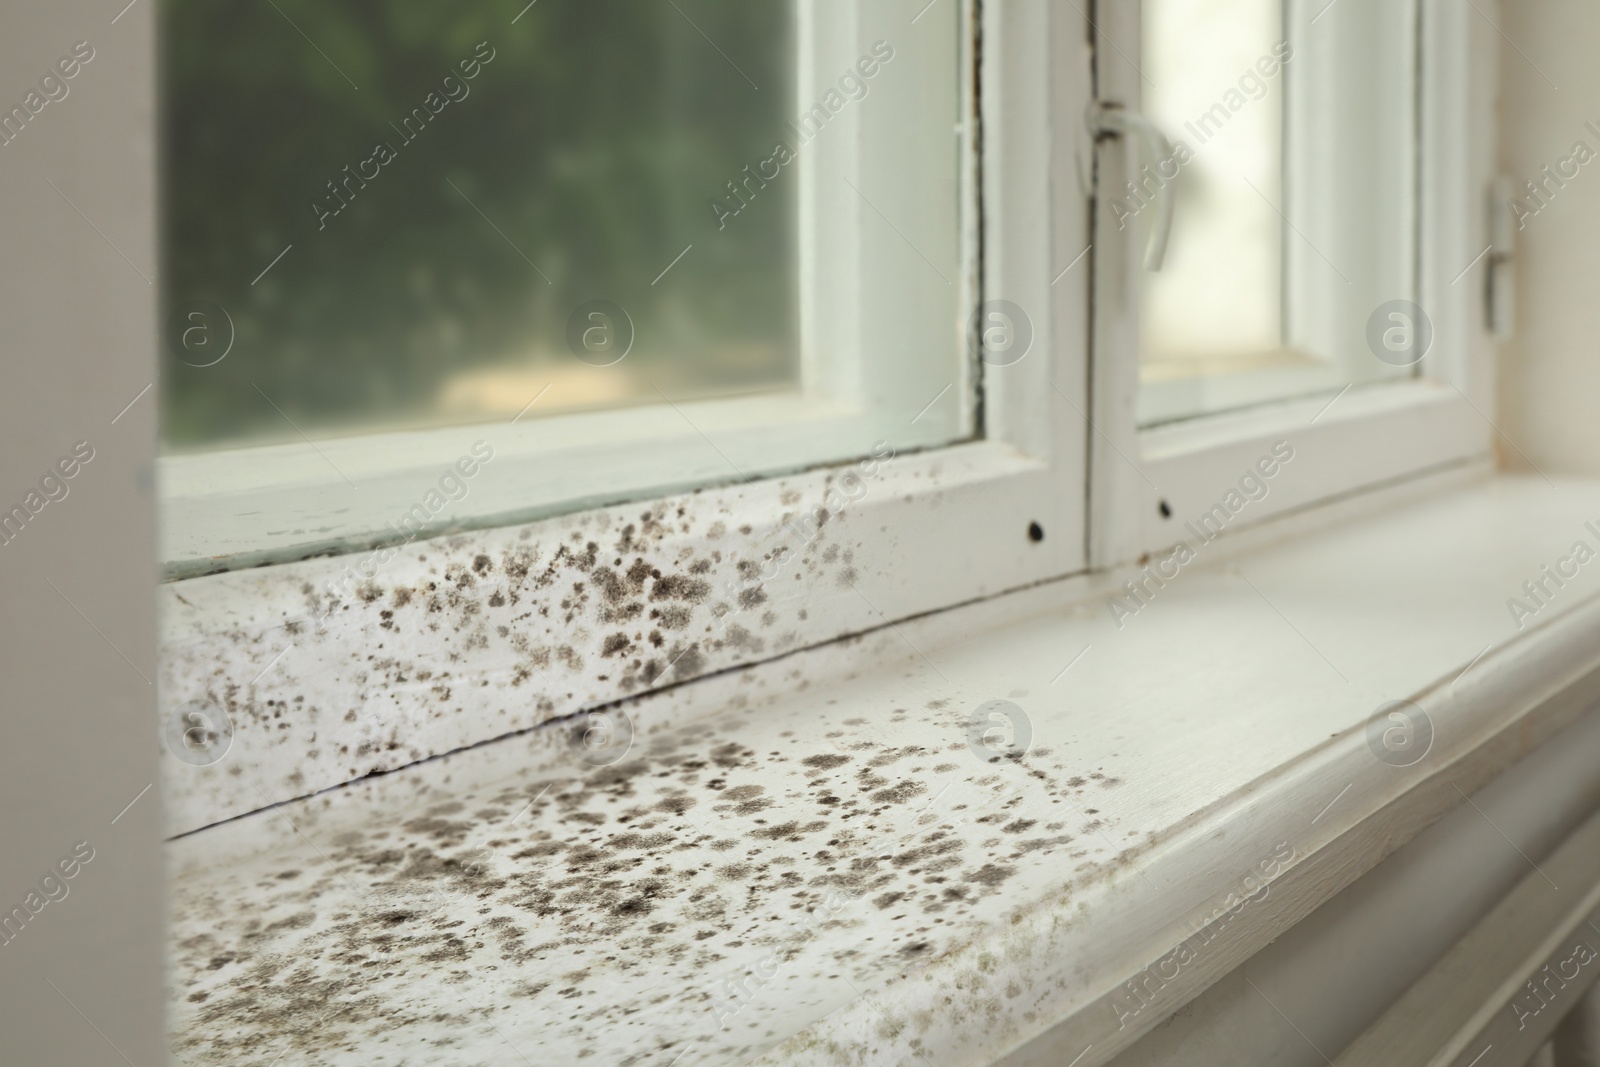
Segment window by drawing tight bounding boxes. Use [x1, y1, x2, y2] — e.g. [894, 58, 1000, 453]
[1135, 0, 1421, 427]
[1088, 0, 1496, 568]
[152, 0, 1090, 822]
[157, 0, 1494, 616]
[160, 0, 981, 576]
[147, 0, 1500, 856]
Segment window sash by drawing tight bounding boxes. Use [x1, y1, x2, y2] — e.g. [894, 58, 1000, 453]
[160, 0, 985, 577]
[1088, 0, 1496, 569]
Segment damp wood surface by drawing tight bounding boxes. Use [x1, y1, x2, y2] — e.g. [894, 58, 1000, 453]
[166, 476, 1600, 1065]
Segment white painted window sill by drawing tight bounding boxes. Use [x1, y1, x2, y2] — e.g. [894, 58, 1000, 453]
[167, 472, 1600, 1066]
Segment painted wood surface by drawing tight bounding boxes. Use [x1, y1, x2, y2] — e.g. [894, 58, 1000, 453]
[1335, 808, 1600, 1065]
[166, 475, 1600, 1065]
[157, 440, 1076, 837]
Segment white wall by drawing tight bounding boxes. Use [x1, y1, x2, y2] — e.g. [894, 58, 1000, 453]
[0, 0, 164, 1062]
[1498, 0, 1600, 475]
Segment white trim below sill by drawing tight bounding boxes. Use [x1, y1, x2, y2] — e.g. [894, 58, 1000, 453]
[165, 474, 1600, 1067]
[1335, 802, 1600, 1066]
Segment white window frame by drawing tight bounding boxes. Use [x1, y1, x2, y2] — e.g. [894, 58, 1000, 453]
[159, 0, 1026, 580]
[157, 0, 1498, 621]
[158, 0, 1090, 601]
[1087, 0, 1498, 570]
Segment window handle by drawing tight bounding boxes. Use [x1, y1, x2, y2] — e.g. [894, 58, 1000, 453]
[1089, 101, 1176, 272]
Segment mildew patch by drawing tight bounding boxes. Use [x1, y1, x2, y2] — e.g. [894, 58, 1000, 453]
[160, 469, 916, 835]
[169, 685, 1140, 1067]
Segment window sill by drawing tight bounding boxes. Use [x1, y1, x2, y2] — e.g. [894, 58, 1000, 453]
[166, 472, 1600, 1066]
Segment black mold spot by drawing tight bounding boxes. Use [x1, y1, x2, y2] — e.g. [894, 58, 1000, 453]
[667, 644, 705, 679]
[650, 605, 692, 630]
[871, 781, 927, 805]
[654, 795, 698, 815]
[964, 863, 1016, 887]
[651, 576, 710, 603]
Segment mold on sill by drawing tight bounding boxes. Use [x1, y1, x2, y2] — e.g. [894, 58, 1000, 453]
[169, 674, 1125, 1067]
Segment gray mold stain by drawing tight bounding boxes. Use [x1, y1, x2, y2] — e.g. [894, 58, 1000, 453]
[165, 489, 888, 832]
[169, 695, 1127, 1066]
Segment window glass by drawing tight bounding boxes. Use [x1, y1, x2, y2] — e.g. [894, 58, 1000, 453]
[1137, 0, 1417, 426]
[162, 1, 798, 450]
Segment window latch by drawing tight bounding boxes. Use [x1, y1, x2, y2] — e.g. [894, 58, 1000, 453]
[1487, 174, 1516, 338]
[1088, 101, 1177, 272]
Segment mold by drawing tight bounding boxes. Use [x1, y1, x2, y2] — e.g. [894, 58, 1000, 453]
[170, 689, 1126, 1066]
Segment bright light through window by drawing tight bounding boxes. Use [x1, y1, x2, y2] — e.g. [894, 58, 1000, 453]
[1137, 0, 1419, 426]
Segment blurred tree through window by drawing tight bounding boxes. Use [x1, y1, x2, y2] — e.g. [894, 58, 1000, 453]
[161, 0, 796, 451]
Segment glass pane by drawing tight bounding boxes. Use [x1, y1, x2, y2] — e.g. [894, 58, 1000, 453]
[162, 1, 797, 451]
[1141, 0, 1284, 378]
[1137, 0, 1417, 426]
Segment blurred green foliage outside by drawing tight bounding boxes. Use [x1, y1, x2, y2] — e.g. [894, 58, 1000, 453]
[161, 0, 795, 450]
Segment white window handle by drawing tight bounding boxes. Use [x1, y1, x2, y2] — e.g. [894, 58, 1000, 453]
[1089, 101, 1176, 272]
